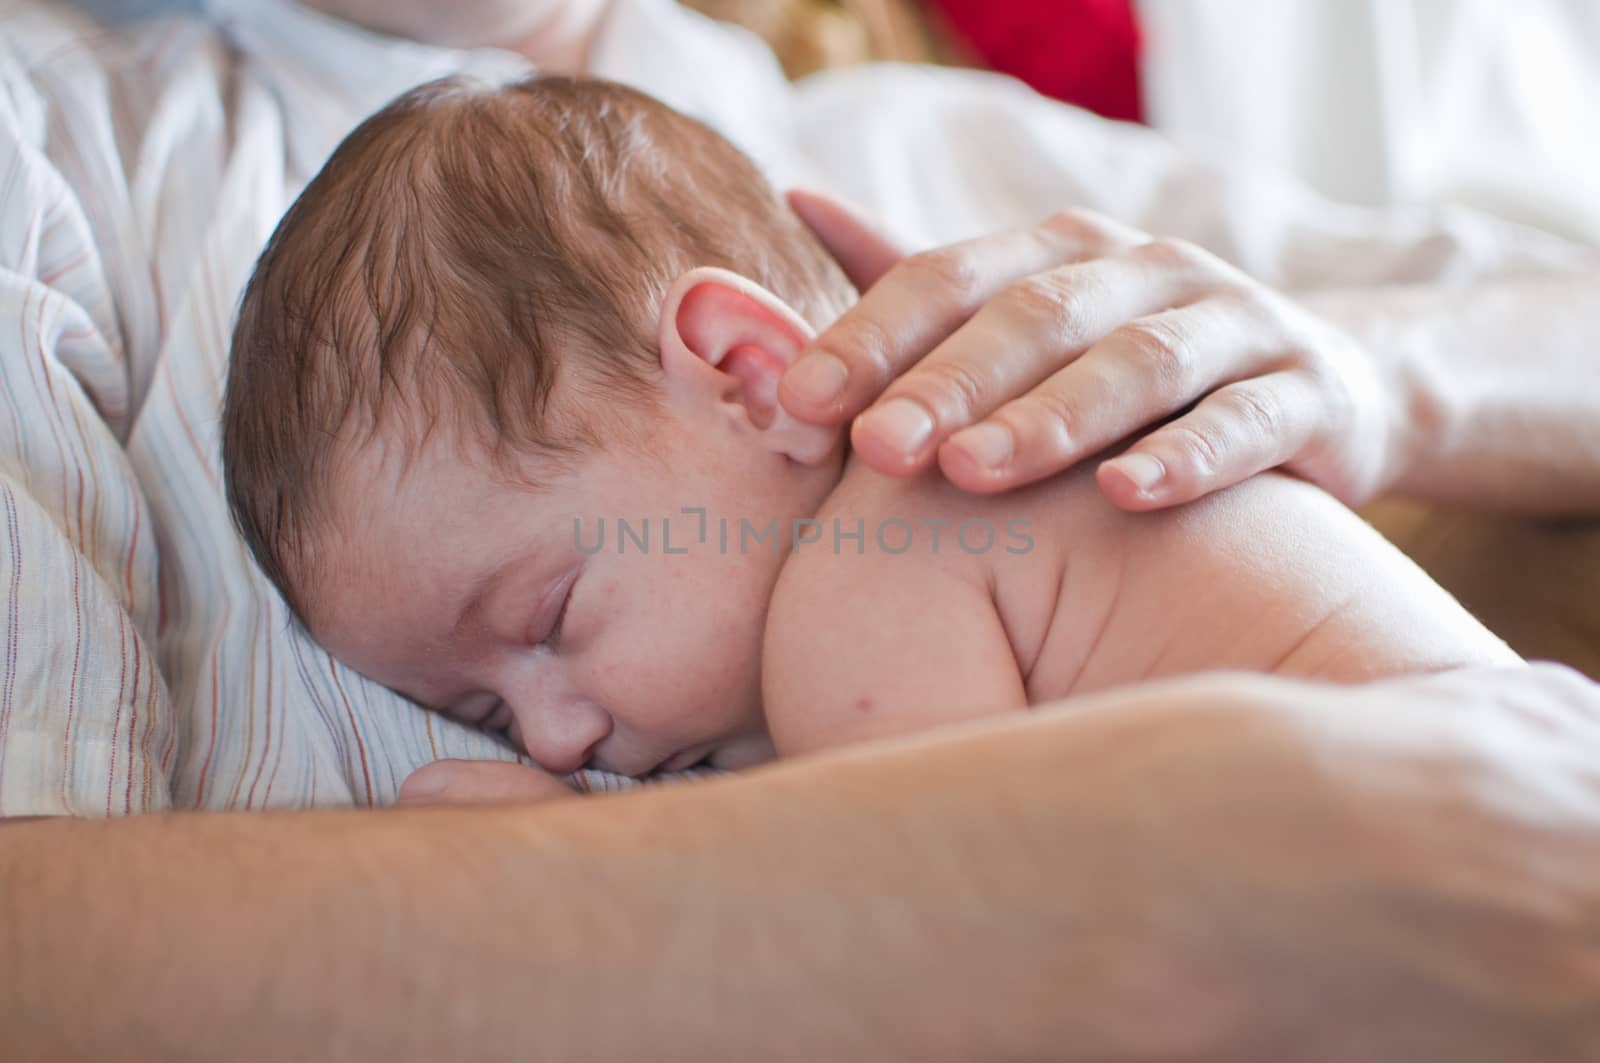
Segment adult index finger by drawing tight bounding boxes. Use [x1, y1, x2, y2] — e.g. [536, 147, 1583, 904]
[780, 208, 1141, 428]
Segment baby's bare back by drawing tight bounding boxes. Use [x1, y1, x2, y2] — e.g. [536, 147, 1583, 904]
[763, 459, 1517, 756]
[1016, 468, 1519, 700]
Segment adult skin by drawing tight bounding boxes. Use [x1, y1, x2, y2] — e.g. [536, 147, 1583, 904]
[5, 665, 1599, 1062]
[783, 195, 1600, 516]
[301, 0, 611, 72]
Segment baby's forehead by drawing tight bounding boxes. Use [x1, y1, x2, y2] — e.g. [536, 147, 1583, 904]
[345, 381, 667, 548]
[306, 423, 541, 620]
[331, 407, 535, 516]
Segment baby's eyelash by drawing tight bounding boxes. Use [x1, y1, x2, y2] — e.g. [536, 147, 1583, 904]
[542, 581, 575, 648]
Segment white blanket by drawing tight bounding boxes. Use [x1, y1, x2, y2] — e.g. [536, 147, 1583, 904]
[0, 0, 1592, 814]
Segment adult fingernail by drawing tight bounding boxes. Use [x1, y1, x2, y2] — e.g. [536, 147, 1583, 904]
[859, 397, 934, 455]
[785, 352, 849, 405]
[1106, 453, 1166, 493]
[949, 423, 1014, 469]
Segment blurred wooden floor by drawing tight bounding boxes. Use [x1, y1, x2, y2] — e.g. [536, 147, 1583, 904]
[1362, 501, 1600, 678]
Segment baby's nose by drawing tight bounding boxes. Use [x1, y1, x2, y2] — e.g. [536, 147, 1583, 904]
[509, 697, 613, 775]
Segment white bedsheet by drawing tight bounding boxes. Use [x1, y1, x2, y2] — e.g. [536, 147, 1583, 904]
[1, 0, 1593, 815]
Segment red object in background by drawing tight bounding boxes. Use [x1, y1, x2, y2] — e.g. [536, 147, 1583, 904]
[927, 0, 1145, 123]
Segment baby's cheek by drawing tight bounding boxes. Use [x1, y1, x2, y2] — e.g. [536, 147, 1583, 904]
[631, 613, 762, 727]
[593, 552, 778, 738]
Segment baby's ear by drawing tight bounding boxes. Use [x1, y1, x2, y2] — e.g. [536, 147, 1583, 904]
[658, 267, 838, 465]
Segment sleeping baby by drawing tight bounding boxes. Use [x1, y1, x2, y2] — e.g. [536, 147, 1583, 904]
[222, 75, 1517, 779]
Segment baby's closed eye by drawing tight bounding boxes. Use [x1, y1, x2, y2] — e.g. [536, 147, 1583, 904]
[522, 567, 581, 651]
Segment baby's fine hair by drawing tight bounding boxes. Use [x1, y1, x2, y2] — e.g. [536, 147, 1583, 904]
[223, 75, 854, 623]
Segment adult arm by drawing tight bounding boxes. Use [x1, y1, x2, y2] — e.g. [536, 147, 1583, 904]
[1301, 273, 1600, 515]
[783, 196, 1600, 516]
[6, 664, 1600, 1062]
[299, 0, 610, 70]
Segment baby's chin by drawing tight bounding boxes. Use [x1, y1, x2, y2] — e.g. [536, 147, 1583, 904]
[650, 733, 772, 775]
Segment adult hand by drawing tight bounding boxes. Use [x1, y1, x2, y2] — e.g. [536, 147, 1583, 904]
[395, 759, 577, 807]
[782, 192, 1404, 510]
[1075, 662, 1600, 1061]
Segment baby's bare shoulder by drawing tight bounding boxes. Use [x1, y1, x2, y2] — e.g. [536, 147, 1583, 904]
[811, 456, 1104, 562]
[776, 459, 996, 607]
[767, 457, 1047, 664]
[762, 460, 1038, 755]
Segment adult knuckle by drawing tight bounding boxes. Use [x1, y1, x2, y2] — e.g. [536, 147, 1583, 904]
[1040, 207, 1116, 247]
[1119, 318, 1195, 392]
[902, 248, 982, 303]
[912, 358, 990, 419]
[1221, 387, 1280, 442]
[1140, 236, 1212, 275]
[1225, 283, 1291, 333]
[812, 319, 895, 388]
[1040, 271, 1097, 326]
[1214, 281, 1263, 314]
[1167, 423, 1227, 478]
[996, 275, 1079, 338]
[1014, 388, 1078, 450]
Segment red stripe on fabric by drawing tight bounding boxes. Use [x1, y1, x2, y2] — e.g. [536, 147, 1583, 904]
[262, 709, 287, 809]
[192, 589, 233, 808]
[143, 677, 160, 808]
[24, 286, 76, 551]
[59, 545, 84, 810]
[106, 609, 128, 816]
[125, 620, 142, 813]
[0, 489, 22, 778]
[0, 358, 28, 488]
[162, 362, 219, 489]
[123, 490, 140, 607]
[329, 652, 373, 807]
[39, 251, 88, 287]
[160, 681, 178, 776]
[245, 624, 275, 810]
[193, 643, 223, 808]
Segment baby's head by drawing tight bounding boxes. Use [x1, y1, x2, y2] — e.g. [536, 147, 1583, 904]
[224, 76, 855, 775]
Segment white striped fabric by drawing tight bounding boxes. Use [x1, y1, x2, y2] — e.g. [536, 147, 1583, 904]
[1, 0, 1591, 814]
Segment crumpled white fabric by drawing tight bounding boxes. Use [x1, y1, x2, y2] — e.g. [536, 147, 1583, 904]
[0, 0, 1593, 814]
[1139, 0, 1600, 246]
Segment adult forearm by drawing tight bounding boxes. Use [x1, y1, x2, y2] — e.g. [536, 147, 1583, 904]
[0, 697, 1247, 1063]
[5, 667, 1599, 1062]
[298, 0, 610, 69]
[1303, 272, 1600, 515]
